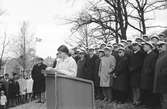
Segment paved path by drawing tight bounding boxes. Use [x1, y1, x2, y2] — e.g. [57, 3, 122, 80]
[10, 100, 145, 109]
[10, 101, 46, 109]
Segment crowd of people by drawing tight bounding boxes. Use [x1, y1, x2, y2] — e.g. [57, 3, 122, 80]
[0, 72, 34, 109]
[0, 34, 167, 109]
[72, 34, 167, 109]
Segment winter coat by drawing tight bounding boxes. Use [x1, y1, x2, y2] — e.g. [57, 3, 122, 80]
[140, 51, 158, 91]
[31, 63, 47, 93]
[112, 56, 129, 92]
[153, 51, 167, 94]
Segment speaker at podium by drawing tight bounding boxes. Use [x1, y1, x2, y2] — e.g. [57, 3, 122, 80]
[45, 70, 95, 109]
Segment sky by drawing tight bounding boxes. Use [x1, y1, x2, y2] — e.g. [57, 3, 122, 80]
[0, 0, 167, 58]
[0, 0, 88, 58]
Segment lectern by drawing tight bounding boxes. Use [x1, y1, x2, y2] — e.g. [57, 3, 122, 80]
[45, 70, 95, 109]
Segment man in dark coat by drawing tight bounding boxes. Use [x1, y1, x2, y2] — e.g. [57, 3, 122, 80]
[153, 42, 167, 109]
[31, 57, 47, 103]
[86, 48, 101, 100]
[140, 42, 159, 108]
[128, 42, 145, 105]
[112, 47, 129, 103]
[77, 52, 88, 79]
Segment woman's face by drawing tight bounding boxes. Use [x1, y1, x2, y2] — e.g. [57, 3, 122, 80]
[58, 51, 66, 59]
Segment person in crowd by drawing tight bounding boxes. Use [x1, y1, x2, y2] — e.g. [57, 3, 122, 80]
[100, 43, 106, 49]
[151, 36, 160, 54]
[46, 45, 77, 77]
[153, 41, 167, 109]
[98, 49, 105, 58]
[120, 40, 128, 47]
[8, 73, 20, 107]
[128, 42, 145, 105]
[0, 90, 7, 109]
[140, 42, 159, 108]
[98, 47, 116, 103]
[112, 47, 129, 104]
[0, 75, 6, 95]
[72, 50, 81, 63]
[77, 51, 89, 79]
[25, 74, 34, 102]
[2, 74, 9, 107]
[127, 40, 132, 46]
[135, 37, 145, 45]
[31, 58, 47, 103]
[86, 48, 101, 100]
[96, 49, 105, 100]
[18, 74, 27, 104]
[142, 35, 150, 41]
[151, 36, 160, 46]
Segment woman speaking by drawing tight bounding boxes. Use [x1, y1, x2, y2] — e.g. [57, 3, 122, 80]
[46, 45, 77, 77]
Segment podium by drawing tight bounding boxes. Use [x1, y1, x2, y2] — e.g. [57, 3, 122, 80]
[45, 71, 95, 109]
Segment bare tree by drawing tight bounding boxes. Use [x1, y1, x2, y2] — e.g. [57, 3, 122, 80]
[11, 21, 37, 72]
[68, 0, 130, 46]
[0, 32, 9, 70]
[128, 0, 167, 35]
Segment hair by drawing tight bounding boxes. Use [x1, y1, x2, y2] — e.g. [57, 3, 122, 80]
[5, 73, 9, 77]
[38, 57, 44, 61]
[57, 45, 69, 55]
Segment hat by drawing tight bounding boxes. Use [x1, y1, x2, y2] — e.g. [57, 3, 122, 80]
[88, 47, 94, 51]
[107, 45, 113, 49]
[118, 43, 124, 47]
[151, 36, 160, 40]
[120, 40, 128, 44]
[118, 47, 125, 51]
[157, 41, 166, 45]
[135, 37, 145, 42]
[132, 41, 139, 46]
[100, 43, 106, 47]
[142, 34, 149, 38]
[127, 40, 132, 43]
[104, 47, 111, 51]
[98, 49, 105, 53]
[144, 41, 154, 48]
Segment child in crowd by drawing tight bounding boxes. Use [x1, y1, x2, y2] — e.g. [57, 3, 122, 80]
[25, 74, 34, 102]
[18, 74, 27, 104]
[0, 90, 7, 109]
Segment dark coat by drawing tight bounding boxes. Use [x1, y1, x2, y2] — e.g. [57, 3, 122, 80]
[140, 51, 158, 91]
[77, 55, 88, 79]
[85, 54, 100, 87]
[128, 49, 145, 88]
[31, 63, 47, 93]
[8, 79, 20, 98]
[112, 56, 129, 92]
[153, 51, 167, 94]
[0, 80, 6, 94]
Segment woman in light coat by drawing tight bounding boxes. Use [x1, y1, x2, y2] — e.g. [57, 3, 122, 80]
[99, 47, 116, 102]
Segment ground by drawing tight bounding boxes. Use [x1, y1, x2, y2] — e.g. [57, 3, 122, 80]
[10, 100, 147, 109]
